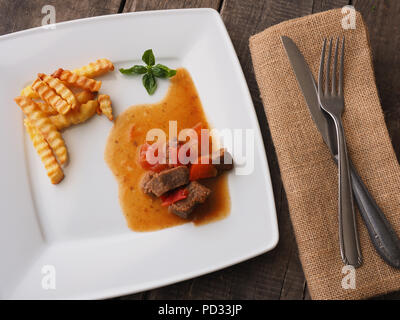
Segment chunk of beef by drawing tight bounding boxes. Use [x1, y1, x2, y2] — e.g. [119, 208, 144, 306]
[140, 166, 189, 197]
[211, 148, 233, 172]
[140, 171, 157, 195]
[169, 181, 211, 219]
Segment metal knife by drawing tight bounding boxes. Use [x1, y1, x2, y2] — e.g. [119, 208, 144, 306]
[281, 35, 400, 269]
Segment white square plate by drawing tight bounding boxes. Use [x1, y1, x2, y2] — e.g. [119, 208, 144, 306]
[0, 9, 278, 299]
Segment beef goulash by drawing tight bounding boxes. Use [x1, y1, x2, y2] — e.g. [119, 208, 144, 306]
[139, 147, 233, 219]
[105, 68, 233, 231]
[141, 166, 190, 197]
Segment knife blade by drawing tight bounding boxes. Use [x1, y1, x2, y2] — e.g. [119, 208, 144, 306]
[281, 35, 400, 269]
[281, 36, 337, 156]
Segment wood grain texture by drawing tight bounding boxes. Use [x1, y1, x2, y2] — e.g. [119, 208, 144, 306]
[123, 0, 221, 12]
[0, 0, 122, 36]
[352, 0, 400, 300]
[353, 0, 400, 159]
[313, 0, 349, 12]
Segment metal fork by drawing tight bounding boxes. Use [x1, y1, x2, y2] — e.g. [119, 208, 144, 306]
[318, 37, 362, 267]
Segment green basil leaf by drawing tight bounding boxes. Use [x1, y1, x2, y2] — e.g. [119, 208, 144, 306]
[142, 49, 155, 66]
[152, 66, 169, 78]
[167, 69, 177, 77]
[123, 51, 176, 95]
[153, 64, 177, 78]
[119, 65, 147, 75]
[142, 72, 157, 95]
[132, 65, 148, 74]
[154, 64, 169, 72]
[119, 67, 135, 75]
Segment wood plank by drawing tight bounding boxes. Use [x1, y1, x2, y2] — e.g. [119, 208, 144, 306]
[123, 0, 221, 12]
[353, 0, 400, 158]
[353, 0, 400, 300]
[312, 0, 349, 12]
[0, 0, 122, 36]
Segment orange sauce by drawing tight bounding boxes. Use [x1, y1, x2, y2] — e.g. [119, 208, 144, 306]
[105, 68, 230, 231]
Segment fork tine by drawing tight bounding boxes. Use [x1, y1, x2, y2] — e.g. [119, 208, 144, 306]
[338, 37, 345, 96]
[325, 38, 333, 95]
[332, 37, 339, 95]
[318, 39, 327, 99]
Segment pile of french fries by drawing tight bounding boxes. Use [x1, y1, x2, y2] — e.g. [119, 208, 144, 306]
[14, 59, 115, 184]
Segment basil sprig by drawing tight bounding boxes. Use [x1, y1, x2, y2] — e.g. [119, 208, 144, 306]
[119, 49, 177, 95]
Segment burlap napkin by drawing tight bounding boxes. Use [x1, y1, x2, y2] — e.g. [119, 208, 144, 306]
[249, 8, 400, 300]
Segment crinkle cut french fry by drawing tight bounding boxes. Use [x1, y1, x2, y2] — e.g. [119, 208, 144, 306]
[96, 105, 102, 115]
[24, 119, 64, 184]
[75, 90, 95, 104]
[52, 68, 102, 92]
[50, 99, 99, 130]
[72, 58, 114, 78]
[15, 96, 68, 164]
[22, 84, 58, 116]
[21, 85, 40, 99]
[38, 73, 78, 109]
[31, 78, 71, 115]
[36, 101, 58, 116]
[97, 94, 113, 121]
[21, 58, 113, 99]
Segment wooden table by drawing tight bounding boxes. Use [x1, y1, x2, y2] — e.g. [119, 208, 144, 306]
[2, 0, 399, 300]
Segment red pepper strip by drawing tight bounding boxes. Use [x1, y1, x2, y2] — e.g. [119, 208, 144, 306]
[189, 161, 217, 181]
[160, 188, 189, 206]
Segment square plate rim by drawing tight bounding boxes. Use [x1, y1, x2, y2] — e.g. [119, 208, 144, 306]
[1, 8, 279, 299]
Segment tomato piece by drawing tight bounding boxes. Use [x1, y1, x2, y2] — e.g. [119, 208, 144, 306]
[150, 163, 169, 173]
[138, 143, 152, 170]
[138, 123, 211, 172]
[138, 143, 169, 172]
[189, 162, 217, 181]
[160, 188, 189, 206]
[192, 122, 202, 139]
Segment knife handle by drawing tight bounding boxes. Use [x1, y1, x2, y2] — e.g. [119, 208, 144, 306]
[341, 158, 400, 268]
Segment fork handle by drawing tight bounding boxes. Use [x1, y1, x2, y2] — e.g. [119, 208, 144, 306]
[347, 161, 400, 268]
[334, 117, 363, 267]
